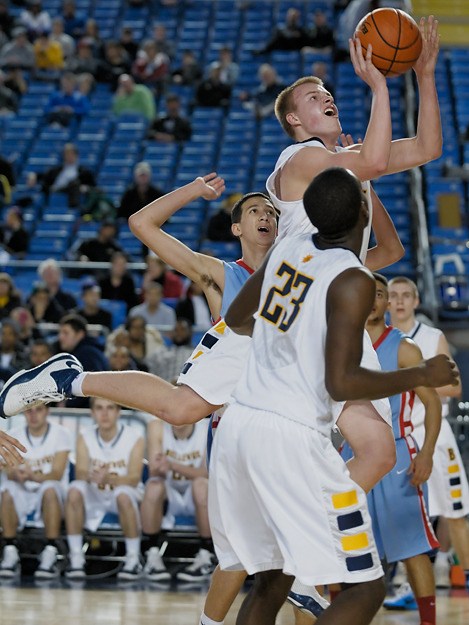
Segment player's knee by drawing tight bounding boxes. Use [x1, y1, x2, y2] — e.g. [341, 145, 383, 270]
[143, 480, 166, 504]
[1, 489, 14, 508]
[67, 487, 84, 507]
[42, 487, 59, 504]
[192, 477, 208, 506]
[116, 492, 132, 510]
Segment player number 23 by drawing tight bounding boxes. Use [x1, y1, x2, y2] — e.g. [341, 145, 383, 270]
[259, 262, 313, 332]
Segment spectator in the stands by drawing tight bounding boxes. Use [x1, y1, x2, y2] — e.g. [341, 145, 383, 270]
[28, 337, 53, 367]
[0, 71, 18, 115]
[105, 316, 163, 372]
[75, 280, 112, 331]
[142, 253, 183, 299]
[76, 71, 94, 96]
[82, 18, 103, 58]
[0, 154, 15, 189]
[209, 46, 239, 86]
[37, 258, 77, 312]
[98, 251, 139, 313]
[62, 0, 85, 40]
[4, 68, 28, 99]
[335, 0, 381, 61]
[171, 49, 202, 86]
[27, 281, 65, 324]
[118, 161, 164, 221]
[65, 37, 100, 77]
[119, 26, 138, 62]
[112, 73, 155, 121]
[206, 192, 242, 242]
[33, 31, 64, 76]
[19, 0, 51, 41]
[132, 39, 170, 94]
[0, 26, 35, 70]
[10, 307, 43, 349]
[0, 274, 22, 321]
[254, 7, 309, 54]
[108, 344, 137, 372]
[129, 282, 176, 329]
[152, 23, 175, 60]
[175, 281, 212, 329]
[147, 94, 192, 143]
[75, 221, 124, 264]
[312, 61, 335, 98]
[195, 63, 231, 108]
[50, 16, 75, 59]
[98, 41, 131, 89]
[0, 318, 29, 374]
[146, 319, 194, 381]
[305, 9, 335, 51]
[28, 142, 95, 207]
[239, 63, 285, 119]
[0, 0, 15, 39]
[0, 207, 29, 258]
[45, 71, 90, 126]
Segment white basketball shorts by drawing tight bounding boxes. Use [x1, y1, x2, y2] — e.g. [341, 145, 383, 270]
[209, 404, 384, 586]
[1, 480, 66, 529]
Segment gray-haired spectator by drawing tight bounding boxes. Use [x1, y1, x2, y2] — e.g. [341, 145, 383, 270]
[240, 63, 285, 119]
[112, 73, 155, 121]
[0, 27, 35, 70]
[50, 17, 75, 59]
[37, 258, 77, 311]
[209, 46, 239, 86]
[118, 161, 164, 221]
[129, 282, 176, 329]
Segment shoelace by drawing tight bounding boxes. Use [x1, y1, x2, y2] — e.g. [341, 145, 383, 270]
[28, 390, 66, 404]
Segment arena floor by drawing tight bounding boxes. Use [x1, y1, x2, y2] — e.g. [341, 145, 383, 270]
[0, 582, 468, 625]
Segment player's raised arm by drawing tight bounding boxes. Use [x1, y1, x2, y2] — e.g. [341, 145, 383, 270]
[325, 267, 459, 401]
[129, 173, 226, 292]
[364, 186, 404, 270]
[386, 16, 442, 173]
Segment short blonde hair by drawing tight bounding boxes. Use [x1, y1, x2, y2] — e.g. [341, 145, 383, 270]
[388, 276, 419, 298]
[274, 76, 323, 138]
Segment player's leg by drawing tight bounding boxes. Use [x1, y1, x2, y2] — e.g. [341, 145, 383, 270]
[236, 570, 294, 625]
[0, 487, 20, 577]
[116, 489, 142, 580]
[141, 478, 171, 581]
[447, 516, 469, 589]
[404, 554, 436, 625]
[65, 483, 86, 578]
[201, 567, 248, 625]
[337, 400, 396, 493]
[314, 579, 385, 624]
[35, 484, 63, 579]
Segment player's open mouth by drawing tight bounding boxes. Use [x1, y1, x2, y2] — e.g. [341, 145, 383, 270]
[258, 226, 269, 233]
[324, 107, 335, 116]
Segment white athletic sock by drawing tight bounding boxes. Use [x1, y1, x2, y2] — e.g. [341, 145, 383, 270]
[71, 372, 87, 397]
[67, 534, 83, 553]
[200, 613, 224, 625]
[125, 537, 141, 556]
[435, 550, 450, 565]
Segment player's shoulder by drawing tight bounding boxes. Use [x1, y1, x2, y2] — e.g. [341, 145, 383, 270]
[416, 321, 444, 341]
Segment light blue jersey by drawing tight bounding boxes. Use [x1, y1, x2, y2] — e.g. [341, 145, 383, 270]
[219, 260, 254, 319]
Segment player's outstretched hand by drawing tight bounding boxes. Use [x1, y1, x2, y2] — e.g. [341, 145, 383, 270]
[413, 15, 439, 78]
[0, 430, 26, 467]
[195, 172, 226, 201]
[349, 37, 387, 91]
[422, 354, 459, 388]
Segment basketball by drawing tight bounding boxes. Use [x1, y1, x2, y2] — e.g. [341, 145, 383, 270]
[355, 8, 422, 77]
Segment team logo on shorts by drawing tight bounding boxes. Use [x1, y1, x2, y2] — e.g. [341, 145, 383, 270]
[448, 448, 456, 461]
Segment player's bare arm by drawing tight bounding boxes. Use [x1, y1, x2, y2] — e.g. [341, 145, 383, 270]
[385, 16, 442, 173]
[29, 450, 69, 483]
[0, 430, 26, 467]
[75, 434, 90, 482]
[147, 419, 164, 475]
[436, 333, 462, 399]
[364, 186, 404, 270]
[129, 173, 227, 316]
[325, 268, 459, 401]
[224, 248, 273, 336]
[398, 338, 441, 486]
[169, 451, 208, 481]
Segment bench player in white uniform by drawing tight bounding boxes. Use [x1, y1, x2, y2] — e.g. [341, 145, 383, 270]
[210, 167, 457, 625]
[141, 419, 212, 582]
[388, 276, 469, 595]
[65, 398, 144, 581]
[0, 404, 71, 579]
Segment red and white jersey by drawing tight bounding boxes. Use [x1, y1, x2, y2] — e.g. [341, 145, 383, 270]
[233, 234, 363, 435]
[266, 139, 373, 263]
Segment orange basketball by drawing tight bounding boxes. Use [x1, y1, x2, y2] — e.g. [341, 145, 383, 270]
[355, 8, 422, 77]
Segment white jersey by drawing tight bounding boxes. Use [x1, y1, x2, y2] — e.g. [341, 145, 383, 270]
[266, 139, 373, 263]
[406, 321, 448, 428]
[8, 422, 71, 491]
[163, 420, 208, 494]
[81, 423, 143, 482]
[233, 234, 363, 436]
